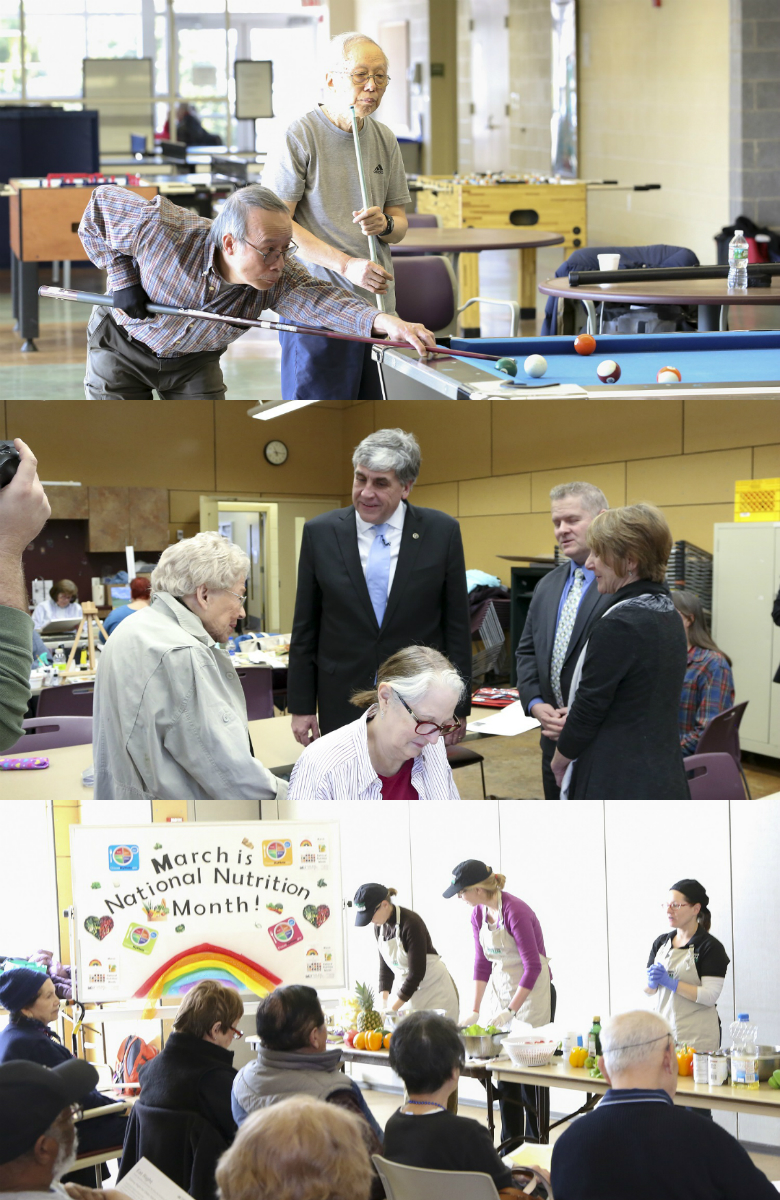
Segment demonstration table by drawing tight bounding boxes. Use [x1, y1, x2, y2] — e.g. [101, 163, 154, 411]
[8, 178, 159, 351]
[390, 227, 564, 331]
[490, 1056, 780, 1141]
[372, 329, 780, 399]
[538, 274, 780, 334]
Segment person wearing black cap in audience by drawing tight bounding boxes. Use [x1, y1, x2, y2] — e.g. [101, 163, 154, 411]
[0, 968, 128, 1182]
[0, 1059, 129, 1200]
[646, 879, 730, 1054]
[443, 859, 554, 1146]
[354, 883, 459, 1022]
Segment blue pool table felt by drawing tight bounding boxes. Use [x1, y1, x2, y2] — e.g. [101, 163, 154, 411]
[447, 332, 780, 387]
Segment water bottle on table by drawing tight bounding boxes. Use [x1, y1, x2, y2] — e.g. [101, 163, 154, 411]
[727, 230, 748, 290]
[730, 1012, 759, 1089]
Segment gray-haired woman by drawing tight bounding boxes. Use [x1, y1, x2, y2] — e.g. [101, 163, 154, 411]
[93, 531, 286, 802]
[288, 645, 464, 800]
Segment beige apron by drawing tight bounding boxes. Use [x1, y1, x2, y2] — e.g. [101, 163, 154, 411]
[378, 907, 459, 1021]
[653, 939, 720, 1051]
[478, 907, 551, 1029]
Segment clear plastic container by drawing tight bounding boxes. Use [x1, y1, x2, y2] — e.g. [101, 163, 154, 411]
[53, 646, 67, 675]
[727, 230, 749, 290]
[730, 1013, 759, 1089]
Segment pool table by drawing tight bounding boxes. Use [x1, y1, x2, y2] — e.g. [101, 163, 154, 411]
[371, 330, 780, 400]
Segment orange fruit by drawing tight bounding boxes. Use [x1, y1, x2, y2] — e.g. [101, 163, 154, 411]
[367, 1030, 383, 1051]
[383, 1032, 392, 1049]
[354, 1032, 367, 1050]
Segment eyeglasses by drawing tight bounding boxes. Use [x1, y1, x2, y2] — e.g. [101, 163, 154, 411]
[393, 689, 460, 737]
[224, 589, 247, 606]
[229, 1027, 244, 1040]
[662, 902, 692, 911]
[242, 237, 298, 265]
[339, 69, 391, 88]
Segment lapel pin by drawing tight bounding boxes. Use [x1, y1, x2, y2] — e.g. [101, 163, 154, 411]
[412, 532, 419, 539]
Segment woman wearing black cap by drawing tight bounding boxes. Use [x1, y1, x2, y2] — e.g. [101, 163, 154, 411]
[646, 879, 730, 1052]
[353, 884, 458, 1021]
[0, 967, 128, 1183]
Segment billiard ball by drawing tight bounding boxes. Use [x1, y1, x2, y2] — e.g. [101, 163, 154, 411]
[656, 365, 682, 383]
[496, 357, 518, 378]
[524, 354, 548, 378]
[597, 359, 621, 383]
[574, 334, 597, 356]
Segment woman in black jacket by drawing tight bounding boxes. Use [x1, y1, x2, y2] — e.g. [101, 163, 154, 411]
[551, 504, 689, 799]
[134, 979, 243, 1143]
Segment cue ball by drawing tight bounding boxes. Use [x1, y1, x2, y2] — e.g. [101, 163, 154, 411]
[496, 357, 518, 378]
[656, 365, 682, 383]
[597, 359, 621, 383]
[574, 334, 597, 356]
[524, 354, 548, 378]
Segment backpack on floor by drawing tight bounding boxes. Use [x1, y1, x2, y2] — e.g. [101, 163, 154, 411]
[113, 1034, 158, 1095]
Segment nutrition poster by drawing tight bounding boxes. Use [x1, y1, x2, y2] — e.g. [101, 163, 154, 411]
[70, 821, 343, 1004]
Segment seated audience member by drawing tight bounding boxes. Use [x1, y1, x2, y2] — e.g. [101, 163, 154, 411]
[0, 970, 127, 1185]
[100, 577, 152, 642]
[0, 438, 51, 752]
[551, 504, 689, 798]
[92, 531, 286, 801]
[0, 1059, 130, 1200]
[216, 1096, 374, 1200]
[32, 581, 82, 631]
[130, 981, 242, 1144]
[384, 1011, 525, 1197]
[551, 1010, 778, 1200]
[232, 985, 381, 1144]
[672, 590, 735, 755]
[288, 645, 464, 800]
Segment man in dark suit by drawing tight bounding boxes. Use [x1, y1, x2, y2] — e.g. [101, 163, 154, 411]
[288, 428, 472, 743]
[516, 481, 612, 798]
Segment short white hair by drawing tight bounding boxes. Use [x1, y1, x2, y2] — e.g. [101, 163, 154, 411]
[324, 31, 387, 76]
[549, 481, 609, 514]
[601, 1011, 672, 1076]
[352, 428, 421, 488]
[151, 532, 249, 597]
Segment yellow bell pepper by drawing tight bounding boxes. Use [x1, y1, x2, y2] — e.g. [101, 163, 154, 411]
[569, 1046, 589, 1068]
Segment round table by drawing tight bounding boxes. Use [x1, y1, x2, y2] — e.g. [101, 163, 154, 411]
[538, 274, 780, 333]
[392, 227, 565, 331]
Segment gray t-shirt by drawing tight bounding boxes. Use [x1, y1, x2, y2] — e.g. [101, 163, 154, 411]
[261, 104, 410, 312]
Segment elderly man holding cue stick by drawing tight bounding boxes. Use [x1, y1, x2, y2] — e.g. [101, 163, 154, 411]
[262, 31, 414, 400]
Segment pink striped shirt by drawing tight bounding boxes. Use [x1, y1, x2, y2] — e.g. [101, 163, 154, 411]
[287, 707, 461, 802]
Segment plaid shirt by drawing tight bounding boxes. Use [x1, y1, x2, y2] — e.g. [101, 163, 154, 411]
[679, 646, 735, 755]
[79, 186, 376, 357]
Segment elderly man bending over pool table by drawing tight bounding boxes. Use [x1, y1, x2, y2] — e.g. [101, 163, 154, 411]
[93, 531, 286, 802]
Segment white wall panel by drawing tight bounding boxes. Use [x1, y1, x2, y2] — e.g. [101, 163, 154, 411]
[0, 802, 58, 956]
[730, 796, 780, 1147]
[79, 801, 152, 825]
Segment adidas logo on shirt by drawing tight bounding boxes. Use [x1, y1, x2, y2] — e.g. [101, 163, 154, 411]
[373, 164, 384, 173]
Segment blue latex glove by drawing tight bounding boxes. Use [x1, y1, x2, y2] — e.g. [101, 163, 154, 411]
[647, 963, 678, 992]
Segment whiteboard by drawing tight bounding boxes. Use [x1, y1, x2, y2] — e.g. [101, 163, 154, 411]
[235, 60, 274, 120]
[70, 821, 343, 1004]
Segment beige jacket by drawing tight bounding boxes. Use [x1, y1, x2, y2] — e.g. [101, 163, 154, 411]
[93, 591, 286, 802]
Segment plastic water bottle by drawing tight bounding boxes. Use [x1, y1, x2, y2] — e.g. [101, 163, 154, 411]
[730, 1013, 759, 1089]
[727, 230, 749, 290]
[53, 646, 66, 675]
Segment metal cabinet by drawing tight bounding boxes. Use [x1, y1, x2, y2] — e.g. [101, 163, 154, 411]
[712, 522, 780, 758]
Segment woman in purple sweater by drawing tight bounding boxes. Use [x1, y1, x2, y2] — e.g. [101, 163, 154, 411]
[444, 859, 555, 1144]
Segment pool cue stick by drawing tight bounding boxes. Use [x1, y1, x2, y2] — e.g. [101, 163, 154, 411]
[349, 103, 387, 314]
[38, 286, 510, 364]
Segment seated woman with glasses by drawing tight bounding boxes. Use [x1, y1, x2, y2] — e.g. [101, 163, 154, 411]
[131, 980, 244, 1145]
[287, 645, 464, 800]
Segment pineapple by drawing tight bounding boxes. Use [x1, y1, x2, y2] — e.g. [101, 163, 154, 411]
[355, 981, 383, 1033]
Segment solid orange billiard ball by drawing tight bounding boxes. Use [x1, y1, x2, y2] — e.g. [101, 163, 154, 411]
[574, 334, 597, 355]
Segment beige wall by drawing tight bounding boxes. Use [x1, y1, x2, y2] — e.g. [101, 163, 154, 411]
[343, 399, 780, 586]
[579, 0, 731, 262]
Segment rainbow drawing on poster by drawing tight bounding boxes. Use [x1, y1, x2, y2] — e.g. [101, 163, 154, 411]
[133, 942, 282, 1018]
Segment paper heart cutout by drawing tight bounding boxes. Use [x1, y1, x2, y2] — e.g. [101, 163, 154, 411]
[84, 915, 114, 941]
[303, 904, 330, 928]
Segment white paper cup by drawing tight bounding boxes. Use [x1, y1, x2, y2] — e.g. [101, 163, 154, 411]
[597, 253, 621, 271]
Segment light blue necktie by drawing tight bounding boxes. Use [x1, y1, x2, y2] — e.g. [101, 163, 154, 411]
[365, 523, 391, 626]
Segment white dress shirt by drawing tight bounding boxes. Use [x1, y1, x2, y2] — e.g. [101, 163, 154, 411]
[355, 501, 407, 595]
[31, 597, 83, 630]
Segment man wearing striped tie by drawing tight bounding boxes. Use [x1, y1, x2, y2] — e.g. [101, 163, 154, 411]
[516, 482, 611, 798]
[288, 428, 472, 745]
